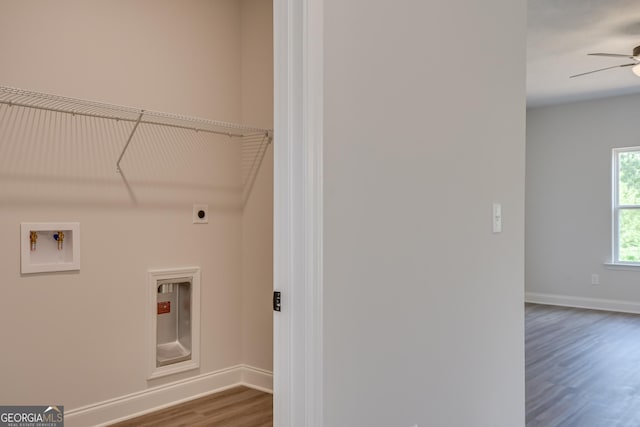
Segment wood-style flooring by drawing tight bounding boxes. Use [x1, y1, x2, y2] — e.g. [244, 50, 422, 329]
[526, 303, 640, 427]
[108, 386, 272, 427]
[108, 304, 640, 426]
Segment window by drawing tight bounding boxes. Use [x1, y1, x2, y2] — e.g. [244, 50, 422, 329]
[613, 147, 640, 263]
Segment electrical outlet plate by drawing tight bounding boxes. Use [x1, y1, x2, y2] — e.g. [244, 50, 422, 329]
[192, 204, 208, 224]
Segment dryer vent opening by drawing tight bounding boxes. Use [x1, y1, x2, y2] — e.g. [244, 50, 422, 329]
[148, 267, 201, 380]
[156, 280, 192, 367]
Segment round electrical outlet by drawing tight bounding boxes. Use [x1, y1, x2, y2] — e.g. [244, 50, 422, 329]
[193, 204, 209, 224]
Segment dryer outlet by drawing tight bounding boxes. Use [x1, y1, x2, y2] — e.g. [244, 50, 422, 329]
[193, 204, 208, 224]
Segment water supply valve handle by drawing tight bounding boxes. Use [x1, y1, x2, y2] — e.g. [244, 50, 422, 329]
[53, 231, 65, 250]
[29, 231, 38, 251]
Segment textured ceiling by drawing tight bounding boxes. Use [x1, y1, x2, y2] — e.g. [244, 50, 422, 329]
[527, 0, 640, 107]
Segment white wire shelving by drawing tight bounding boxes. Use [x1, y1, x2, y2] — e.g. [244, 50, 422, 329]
[0, 85, 273, 175]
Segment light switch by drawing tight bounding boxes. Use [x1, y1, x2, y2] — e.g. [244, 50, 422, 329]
[492, 203, 502, 233]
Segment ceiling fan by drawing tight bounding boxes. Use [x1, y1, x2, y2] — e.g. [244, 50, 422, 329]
[570, 45, 640, 78]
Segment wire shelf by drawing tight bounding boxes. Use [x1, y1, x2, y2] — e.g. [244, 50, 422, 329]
[0, 85, 273, 175]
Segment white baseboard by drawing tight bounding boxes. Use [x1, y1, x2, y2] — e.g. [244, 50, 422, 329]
[525, 292, 640, 314]
[65, 364, 273, 427]
[241, 365, 274, 394]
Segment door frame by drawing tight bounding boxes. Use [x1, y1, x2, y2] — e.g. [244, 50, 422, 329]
[273, 0, 324, 426]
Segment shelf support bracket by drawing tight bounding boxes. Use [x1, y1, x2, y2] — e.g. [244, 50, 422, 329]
[116, 111, 144, 173]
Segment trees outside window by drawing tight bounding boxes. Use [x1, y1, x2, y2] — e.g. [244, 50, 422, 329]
[614, 148, 640, 263]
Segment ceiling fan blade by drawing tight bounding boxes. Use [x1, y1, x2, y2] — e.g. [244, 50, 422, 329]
[569, 63, 636, 78]
[588, 53, 635, 59]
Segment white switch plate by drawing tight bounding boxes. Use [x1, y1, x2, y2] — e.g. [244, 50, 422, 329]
[492, 203, 502, 233]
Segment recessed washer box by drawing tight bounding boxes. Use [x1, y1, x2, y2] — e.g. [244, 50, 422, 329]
[20, 222, 80, 274]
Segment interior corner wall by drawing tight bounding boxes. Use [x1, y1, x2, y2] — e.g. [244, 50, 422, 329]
[322, 0, 526, 426]
[240, 0, 274, 373]
[526, 93, 640, 304]
[0, 0, 246, 413]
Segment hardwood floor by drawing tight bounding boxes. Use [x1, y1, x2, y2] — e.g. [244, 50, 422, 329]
[108, 386, 272, 427]
[108, 304, 640, 426]
[526, 303, 640, 427]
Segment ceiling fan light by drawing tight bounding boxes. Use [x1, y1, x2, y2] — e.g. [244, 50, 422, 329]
[633, 64, 640, 77]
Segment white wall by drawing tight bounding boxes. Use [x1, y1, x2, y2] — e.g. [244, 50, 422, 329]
[527, 94, 640, 306]
[0, 0, 272, 417]
[323, 0, 526, 426]
[241, 0, 274, 373]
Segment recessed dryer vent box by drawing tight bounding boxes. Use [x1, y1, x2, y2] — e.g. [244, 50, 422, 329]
[147, 267, 201, 380]
[20, 223, 80, 274]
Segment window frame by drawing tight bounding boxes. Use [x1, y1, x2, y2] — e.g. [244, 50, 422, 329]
[612, 146, 640, 264]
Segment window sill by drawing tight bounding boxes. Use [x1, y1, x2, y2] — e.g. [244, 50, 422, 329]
[604, 263, 640, 271]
